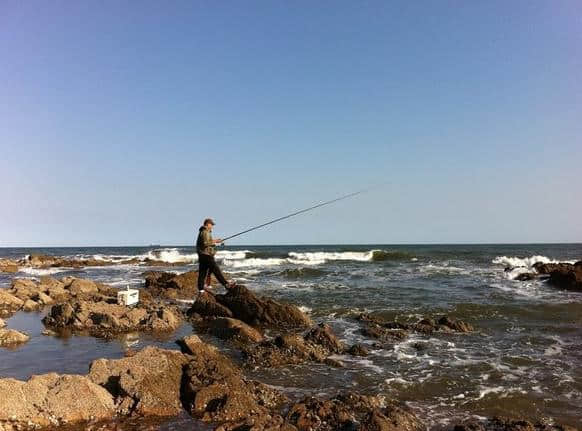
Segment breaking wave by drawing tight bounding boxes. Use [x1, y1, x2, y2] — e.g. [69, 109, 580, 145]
[492, 255, 576, 280]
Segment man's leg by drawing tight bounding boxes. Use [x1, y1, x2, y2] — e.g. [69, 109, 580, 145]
[198, 255, 211, 291]
[208, 256, 229, 287]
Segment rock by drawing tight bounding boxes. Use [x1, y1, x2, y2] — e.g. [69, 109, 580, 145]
[515, 272, 537, 281]
[181, 339, 287, 423]
[22, 298, 40, 312]
[42, 300, 182, 336]
[437, 316, 474, 333]
[0, 289, 25, 313]
[177, 334, 211, 355]
[452, 416, 579, 431]
[144, 270, 201, 299]
[0, 318, 5, 328]
[88, 346, 189, 416]
[36, 291, 54, 305]
[0, 373, 115, 429]
[0, 328, 30, 347]
[188, 291, 233, 319]
[216, 414, 297, 431]
[208, 317, 264, 343]
[214, 285, 312, 328]
[242, 330, 342, 368]
[304, 323, 345, 354]
[533, 261, 582, 291]
[67, 278, 99, 295]
[0, 258, 19, 273]
[286, 392, 424, 431]
[348, 344, 369, 357]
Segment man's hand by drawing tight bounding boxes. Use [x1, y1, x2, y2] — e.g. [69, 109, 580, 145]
[213, 239, 223, 244]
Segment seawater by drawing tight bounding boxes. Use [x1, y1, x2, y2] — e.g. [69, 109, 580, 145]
[1, 244, 581, 429]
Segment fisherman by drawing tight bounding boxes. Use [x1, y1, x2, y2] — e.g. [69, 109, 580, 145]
[196, 218, 235, 293]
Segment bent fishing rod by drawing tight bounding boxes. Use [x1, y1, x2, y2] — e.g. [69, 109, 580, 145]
[219, 187, 375, 244]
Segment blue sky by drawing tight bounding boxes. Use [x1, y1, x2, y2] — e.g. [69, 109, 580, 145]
[1, 1, 581, 246]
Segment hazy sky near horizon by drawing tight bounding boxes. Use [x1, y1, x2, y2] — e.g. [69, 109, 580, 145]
[1, 1, 581, 246]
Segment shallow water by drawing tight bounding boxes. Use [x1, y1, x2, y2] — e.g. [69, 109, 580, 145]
[1, 244, 581, 429]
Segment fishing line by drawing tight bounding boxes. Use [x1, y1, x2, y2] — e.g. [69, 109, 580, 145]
[220, 185, 379, 243]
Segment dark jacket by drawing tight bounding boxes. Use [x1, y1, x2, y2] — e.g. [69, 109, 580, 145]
[196, 226, 215, 256]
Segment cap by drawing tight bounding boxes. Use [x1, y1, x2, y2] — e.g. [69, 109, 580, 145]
[203, 218, 215, 226]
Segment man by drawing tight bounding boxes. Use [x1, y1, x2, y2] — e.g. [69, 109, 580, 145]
[196, 218, 235, 293]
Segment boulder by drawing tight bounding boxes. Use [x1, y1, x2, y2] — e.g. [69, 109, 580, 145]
[304, 323, 345, 354]
[0, 373, 115, 429]
[452, 416, 579, 431]
[144, 270, 201, 299]
[0, 258, 19, 273]
[0, 318, 5, 328]
[208, 317, 264, 343]
[0, 328, 30, 347]
[188, 291, 233, 319]
[0, 289, 24, 313]
[348, 344, 370, 357]
[22, 299, 40, 312]
[42, 300, 182, 336]
[66, 278, 99, 295]
[286, 392, 424, 431]
[214, 285, 312, 328]
[88, 346, 189, 416]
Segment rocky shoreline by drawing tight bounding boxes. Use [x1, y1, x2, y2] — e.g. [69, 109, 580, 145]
[0, 268, 579, 431]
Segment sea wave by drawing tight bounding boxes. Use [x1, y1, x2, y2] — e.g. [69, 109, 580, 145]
[492, 255, 576, 280]
[18, 267, 67, 276]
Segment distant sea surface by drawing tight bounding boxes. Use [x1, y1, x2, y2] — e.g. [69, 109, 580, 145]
[1, 244, 581, 429]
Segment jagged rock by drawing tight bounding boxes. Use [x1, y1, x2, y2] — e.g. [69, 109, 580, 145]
[188, 292, 233, 319]
[243, 327, 345, 368]
[348, 344, 369, 357]
[534, 261, 582, 291]
[214, 285, 312, 328]
[144, 270, 201, 299]
[452, 416, 578, 431]
[0, 328, 30, 347]
[181, 339, 287, 423]
[208, 317, 264, 343]
[0, 289, 25, 313]
[286, 392, 424, 431]
[304, 323, 345, 354]
[22, 299, 40, 312]
[0, 373, 115, 429]
[88, 346, 189, 416]
[42, 300, 182, 336]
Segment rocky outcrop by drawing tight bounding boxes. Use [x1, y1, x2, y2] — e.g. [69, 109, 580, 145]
[0, 277, 119, 316]
[88, 346, 189, 417]
[0, 373, 115, 429]
[452, 416, 578, 431]
[188, 285, 312, 329]
[0, 258, 19, 273]
[207, 317, 264, 343]
[534, 261, 582, 291]
[42, 300, 182, 337]
[286, 392, 424, 431]
[144, 270, 203, 299]
[242, 324, 346, 368]
[357, 313, 473, 345]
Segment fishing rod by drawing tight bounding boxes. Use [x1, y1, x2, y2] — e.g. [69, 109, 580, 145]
[220, 187, 375, 243]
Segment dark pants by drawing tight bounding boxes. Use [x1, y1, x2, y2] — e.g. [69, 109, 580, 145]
[197, 253, 228, 291]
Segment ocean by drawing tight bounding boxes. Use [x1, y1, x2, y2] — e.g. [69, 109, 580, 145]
[1, 243, 581, 429]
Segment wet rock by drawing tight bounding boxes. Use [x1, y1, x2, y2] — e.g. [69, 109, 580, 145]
[188, 291, 233, 319]
[216, 414, 297, 431]
[304, 323, 345, 354]
[452, 416, 578, 431]
[0, 373, 115, 429]
[286, 392, 424, 431]
[181, 339, 287, 424]
[214, 285, 312, 328]
[0, 289, 25, 314]
[208, 317, 264, 343]
[436, 316, 474, 333]
[515, 272, 537, 281]
[0, 328, 30, 347]
[88, 346, 189, 416]
[348, 344, 369, 357]
[360, 322, 409, 342]
[534, 261, 582, 291]
[144, 270, 202, 299]
[242, 326, 344, 368]
[42, 300, 182, 336]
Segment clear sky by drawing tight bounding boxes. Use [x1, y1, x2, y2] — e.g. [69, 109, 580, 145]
[1, 1, 581, 246]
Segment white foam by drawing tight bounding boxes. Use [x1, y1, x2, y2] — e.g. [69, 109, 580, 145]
[223, 258, 287, 268]
[19, 267, 66, 276]
[288, 251, 379, 264]
[492, 255, 575, 269]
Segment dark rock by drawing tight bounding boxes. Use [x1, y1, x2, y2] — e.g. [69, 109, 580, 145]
[144, 270, 202, 299]
[214, 285, 312, 328]
[208, 317, 264, 343]
[348, 344, 370, 357]
[188, 291, 233, 319]
[537, 261, 582, 291]
[452, 416, 578, 431]
[437, 316, 474, 333]
[515, 273, 537, 281]
[304, 323, 345, 354]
